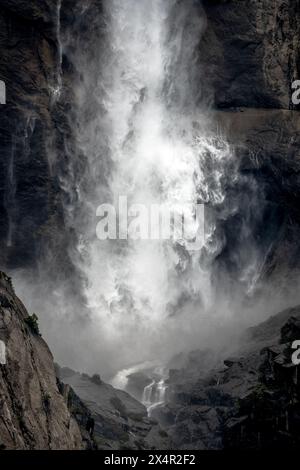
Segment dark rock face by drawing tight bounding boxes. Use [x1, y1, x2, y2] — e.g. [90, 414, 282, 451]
[0, 1, 62, 268]
[0, 0, 100, 274]
[281, 316, 300, 343]
[0, 272, 83, 449]
[201, 0, 300, 109]
[212, 109, 300, 285]
[156, 306, 300, 449]
[57, 366, 172, 450]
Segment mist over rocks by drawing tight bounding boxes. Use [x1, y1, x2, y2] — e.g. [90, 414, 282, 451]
[1, 268, 300, 449]
[151, 306, 300, 449]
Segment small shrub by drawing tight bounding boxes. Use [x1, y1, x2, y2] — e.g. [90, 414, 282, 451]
[25, 313, 41, 336]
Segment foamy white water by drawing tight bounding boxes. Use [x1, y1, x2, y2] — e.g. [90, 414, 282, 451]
[10, 0, 288, 379]
[142, 380, 156, 407]
[142, 367, 169, 415]
[67, 0, 235, 371]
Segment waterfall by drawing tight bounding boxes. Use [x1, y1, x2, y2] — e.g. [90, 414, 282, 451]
[142, 378, 168, 416]
[64, 0, 237, 370]
[24, 0, 271, 377]
[142, 380, 156, 407]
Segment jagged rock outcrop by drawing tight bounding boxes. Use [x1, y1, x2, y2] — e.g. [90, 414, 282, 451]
[154, 306, 300, 449]
[0, 272, 83, 449]
[57, 366, 172, 450]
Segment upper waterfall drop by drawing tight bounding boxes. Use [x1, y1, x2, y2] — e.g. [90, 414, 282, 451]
[67, 0, 239, 372]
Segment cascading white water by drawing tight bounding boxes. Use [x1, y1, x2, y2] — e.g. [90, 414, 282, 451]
[18, 0, 259, 378]
[147, 380, 168, 416]
[142, 380, 156, 407]
[10, 0, 291, 380]
[142, 367, 168, 416]
[68, 0, 235, 373]
[143, 380, 167, 415]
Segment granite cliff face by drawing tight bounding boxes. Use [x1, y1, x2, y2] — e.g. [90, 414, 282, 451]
[201, 0, 300, 109]
[0, 1, 62, 268]
[0, 271, 83, 449]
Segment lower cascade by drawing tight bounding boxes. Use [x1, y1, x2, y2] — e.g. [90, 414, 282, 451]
[142, 369, 168, 416]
